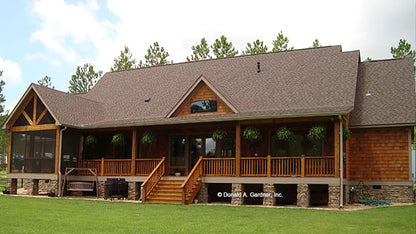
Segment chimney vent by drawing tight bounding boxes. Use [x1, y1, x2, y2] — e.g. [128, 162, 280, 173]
[257, 62, 261, 73]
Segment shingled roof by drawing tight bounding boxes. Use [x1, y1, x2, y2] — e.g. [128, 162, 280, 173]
[4, 45, 415, 129]
[349, 57, 416, 127]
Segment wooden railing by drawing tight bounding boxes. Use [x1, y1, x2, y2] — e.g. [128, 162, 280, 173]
[80, 158, 163, 176]
[203, 158, 236, 176]
[141, 157, 166, 202]
[135, 158, 162, 175]
[181, 157, 203, 204]
[271, 157, 301, 176]
[103, 159, 131, 175]
[305, 156, 335, 176]
[240, 157, 268, 176]
[201, 156, 335, 177]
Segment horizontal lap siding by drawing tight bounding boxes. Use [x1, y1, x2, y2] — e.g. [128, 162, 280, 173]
[348, 128, 409, 180]
[176, 83, 233, 117]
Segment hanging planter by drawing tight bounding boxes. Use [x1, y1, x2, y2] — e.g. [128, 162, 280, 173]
[307, 125, 326, 142]
[141, 131, 157, 144]
[276, 127, 294, 142]
[112, 133, 126, 146]
[243, 126, 262, 143]
[212, 129, 228, 142]
[85, 135, 98, 146]
[343, 128, 351, 141]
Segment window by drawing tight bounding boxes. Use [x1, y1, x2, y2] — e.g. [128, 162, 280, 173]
[11, 130, 56, 173]
[190, 100, 217, 114]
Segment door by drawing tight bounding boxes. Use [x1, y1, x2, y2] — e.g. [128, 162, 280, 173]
[189, 137, 216, 172]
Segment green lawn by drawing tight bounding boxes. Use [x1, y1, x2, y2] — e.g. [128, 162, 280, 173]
[0, 196, 414, 233]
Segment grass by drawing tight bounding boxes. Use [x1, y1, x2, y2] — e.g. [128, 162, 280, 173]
[0, 170, 6, 191]
[0, 196, 414, 233]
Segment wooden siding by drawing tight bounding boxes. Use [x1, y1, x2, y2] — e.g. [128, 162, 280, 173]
[348, 128, 409, 180]
[175, 83, 233, 117]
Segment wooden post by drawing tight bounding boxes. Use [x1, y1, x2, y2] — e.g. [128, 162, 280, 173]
[33, 95, 37, 124]
[78, 136, 83, 168]
[334, 118, 340, 177]
[131, 129, 137, 175]
[55, 128, 60, 174]
[7, 130, 12, 173]
[267, 155, 271, 177]
[235, 122, 241, 177]
[301, 155, 305, 177]
[101, 158, 105, 176]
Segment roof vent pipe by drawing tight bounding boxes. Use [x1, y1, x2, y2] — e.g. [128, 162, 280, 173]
[257, 62, 261, 73]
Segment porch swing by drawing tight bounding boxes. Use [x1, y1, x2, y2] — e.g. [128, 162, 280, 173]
[62, 168, 99, 198]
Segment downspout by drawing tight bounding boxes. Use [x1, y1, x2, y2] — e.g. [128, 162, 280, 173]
[58, 126, 67, 197]
[338, 115, 344, 208]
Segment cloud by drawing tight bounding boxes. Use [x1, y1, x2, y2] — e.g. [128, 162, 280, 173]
[0, 57, 23, 85]
[30, 0, 115, 66]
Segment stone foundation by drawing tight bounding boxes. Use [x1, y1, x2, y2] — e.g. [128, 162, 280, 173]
[347, 184, 413, 203]
[196, 183, 208, 204]
[328, 185, 340, 208]
[231, 183, 244, 205]
[97, 181, 105, 198]
[7, 179, 18, 194]
[263, 183, 275, 206]
[23, 179, 59, 195]
[297, 184, 309, 207]
[128, 182, 140, 200]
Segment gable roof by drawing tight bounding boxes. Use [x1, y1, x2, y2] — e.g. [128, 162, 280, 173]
[5, 45, 370, 129]
[167, 75, 239, 117]
[349, 57, 416, 127]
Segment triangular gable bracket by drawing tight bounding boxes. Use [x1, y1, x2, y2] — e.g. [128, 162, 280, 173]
[167, 75, 238, 118]
[3, 84, 59, 130]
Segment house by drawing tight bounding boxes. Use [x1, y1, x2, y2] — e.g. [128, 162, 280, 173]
[4, 46, 415, 207]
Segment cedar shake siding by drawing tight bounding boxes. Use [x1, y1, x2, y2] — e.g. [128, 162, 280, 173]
[175, 83, 234, 117]
[348, 128, 410, 181]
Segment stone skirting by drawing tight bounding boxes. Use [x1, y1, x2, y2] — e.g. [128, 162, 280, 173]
[128, 182, 140, 200]
[196, 183, 208, 204]
[231, 183, 244, 205]
[328, 185, 340, 207]
[347, 183, 413, 203]
[263, 183, 275, 206]
[297, 184, 309, 207]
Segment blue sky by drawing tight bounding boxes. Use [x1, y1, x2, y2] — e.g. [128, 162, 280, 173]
[0, 0, 415, 113]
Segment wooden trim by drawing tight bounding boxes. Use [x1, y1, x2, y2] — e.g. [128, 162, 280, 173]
[22, 111, 33, 126]
[9, 93, 35, 128]
[131, 128, 137, 175]
[33, 95, 37, 124]
[334, 119, 340, 177]
[7, 130, 12, 173]
[267, 155, 271, 177]
[240, 116, 333, 125]
[35, 109, 48, 125]
[11, 124, 58, 132]
[235, 122, 241, 177]
[54, 128, 60, 174]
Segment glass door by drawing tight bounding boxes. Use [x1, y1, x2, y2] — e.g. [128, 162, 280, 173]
[189, 137, 217, 172]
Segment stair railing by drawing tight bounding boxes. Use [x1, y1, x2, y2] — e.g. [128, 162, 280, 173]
[141, 157, 166, 202]
[181, 156, 203, 204]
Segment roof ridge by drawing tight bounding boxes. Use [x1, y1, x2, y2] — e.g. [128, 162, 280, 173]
[361, 57, 413, 63]
[106, 45, 344, 74]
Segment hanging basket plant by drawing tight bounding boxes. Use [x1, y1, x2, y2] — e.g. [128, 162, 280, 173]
[85, 135, 98, 146]
[212, 129, 228, 142]
[112, 133, 126, 146]
[276, 127, 294, 142]
[243, 126, 262, 143]
[307, 125, 326, 142]
[343, 128, 351, 141]
[141, 131, 156, 145]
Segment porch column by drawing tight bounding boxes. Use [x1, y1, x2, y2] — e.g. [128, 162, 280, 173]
[8, 179, 17, 194]
[334, 119, 340, 177]
[78, 135, 83, 168]
[235, 122, 241, 177]
[7, 130, 12, 173]
[297, 184, 309, 207]
[131, 128, 137, 176]
[55, 128, 60, 174]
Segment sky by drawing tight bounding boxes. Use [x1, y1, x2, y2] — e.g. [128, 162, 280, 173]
[0, 0, 414, 113]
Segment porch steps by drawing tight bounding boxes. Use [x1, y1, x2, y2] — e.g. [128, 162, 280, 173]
[146, 180, 184, 204]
